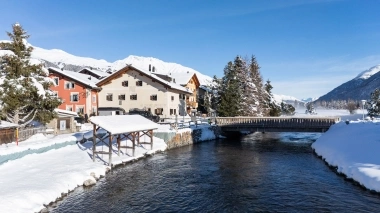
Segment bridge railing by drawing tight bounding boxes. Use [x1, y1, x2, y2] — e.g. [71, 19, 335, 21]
[215, 117, 341, 128]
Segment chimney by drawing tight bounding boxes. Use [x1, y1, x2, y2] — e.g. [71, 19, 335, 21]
[61, 68, 63, 71]
[88, 76, 91, 80]
[187, 71, 189, 73]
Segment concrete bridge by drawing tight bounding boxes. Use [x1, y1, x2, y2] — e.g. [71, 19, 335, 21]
[215, 117, 341, 133]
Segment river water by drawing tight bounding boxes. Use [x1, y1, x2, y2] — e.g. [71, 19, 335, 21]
[50, 132, 380, 212]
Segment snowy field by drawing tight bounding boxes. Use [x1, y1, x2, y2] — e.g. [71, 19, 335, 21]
[1, 109, 379, 212]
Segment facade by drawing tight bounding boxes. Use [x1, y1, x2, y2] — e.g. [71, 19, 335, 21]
[48, 67, 101, 117]
[46, 109, 78, 135]
[154, 71, 200, 113]
[96, 65, 192, 118]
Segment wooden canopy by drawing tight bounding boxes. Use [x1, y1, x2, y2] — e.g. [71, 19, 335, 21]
[89, 115, 159, 166]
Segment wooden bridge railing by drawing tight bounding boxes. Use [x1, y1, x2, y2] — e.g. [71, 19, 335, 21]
[215, 117, 341, 133]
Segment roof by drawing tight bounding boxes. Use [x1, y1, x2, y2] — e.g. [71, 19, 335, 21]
[48, 67, 101, 90]
[0, 120, 19, 129]
[54, 109, 78, 117]
[89, 115, 159, 135]
[96, 65, 192, 94]
[78, 68, 110, 79]
[154, 70, 200, 87]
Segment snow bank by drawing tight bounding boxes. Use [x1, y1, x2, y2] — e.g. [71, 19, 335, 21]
[312, 120, 380, 192]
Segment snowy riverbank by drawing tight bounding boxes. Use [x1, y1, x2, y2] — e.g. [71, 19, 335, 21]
[312, 120, 380, 192]
[2, 109, 380, 212]
[0, 123, 218, 213]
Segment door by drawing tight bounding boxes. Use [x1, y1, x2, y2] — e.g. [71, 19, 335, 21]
[60, 120, 66, 131]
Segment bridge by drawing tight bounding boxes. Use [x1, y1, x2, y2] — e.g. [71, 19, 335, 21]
[215, 117, 341, 133]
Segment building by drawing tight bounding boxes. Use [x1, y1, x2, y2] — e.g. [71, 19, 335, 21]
[48, 67, 101, 117]
[96, 65, 192, 118]
[154, 71, 200, 113]
[78, 67, 110, 80]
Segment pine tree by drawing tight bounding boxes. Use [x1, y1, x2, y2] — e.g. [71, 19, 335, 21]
[367, 88, 380, 117]
[217, 61, 242, 117]
[248, 55, 264, 116]
[0, 23, 61, 126]
[263, 80, 281, 116]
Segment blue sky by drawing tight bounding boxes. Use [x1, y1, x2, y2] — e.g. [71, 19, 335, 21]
[1, 0, 380, 99]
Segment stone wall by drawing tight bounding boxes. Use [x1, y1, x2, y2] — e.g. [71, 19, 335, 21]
[164, 126, 221, 150]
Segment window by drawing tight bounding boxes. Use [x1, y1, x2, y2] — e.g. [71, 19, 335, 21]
[70, 93, 79, 102]
[179, 94, 185, 100]
[76, 106, 84, 114]
[92, 95, 96, 103]
[150, 94, 157, 101]
[106, 93, 113, 101]
[119, 94, 126, 100]
[130, 94, 137, 100]
[170, 109, 173, 115]
[174, 109, 176, 115]
[171, 96, 174, 101]
[136, 81, 143, 86]
[122, 81, 128, 87]
[65, 81, 75, 89]
[53, 77, 59, 86]
[155, 108, 163, 115]
[66, 106, 73, 111]
[92, 107, 96, 114]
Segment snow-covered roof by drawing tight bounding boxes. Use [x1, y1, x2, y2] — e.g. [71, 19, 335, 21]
[0, 120, 19, 129]
[48, 67, 101, 90]
[54, 109, 78, 117]
[89, 115, 159, 135]
[160, 71, 199, 86]
[97, 65, 192, 94]
[78, 68, 110, 78]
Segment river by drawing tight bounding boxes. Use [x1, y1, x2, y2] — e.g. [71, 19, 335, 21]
[50, 132, 380, 212]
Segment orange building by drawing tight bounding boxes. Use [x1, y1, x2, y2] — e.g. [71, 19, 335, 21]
[48, 67, 101, 117]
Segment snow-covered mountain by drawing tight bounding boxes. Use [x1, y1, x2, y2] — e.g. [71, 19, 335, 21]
[317, 64, 380, 102]
[31, 45, 213, 85]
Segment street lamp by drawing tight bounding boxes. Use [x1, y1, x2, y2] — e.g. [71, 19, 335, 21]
[361, 100, 366, 121]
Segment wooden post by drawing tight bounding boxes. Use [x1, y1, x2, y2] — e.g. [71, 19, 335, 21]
[132, 132, 135, 156]
[117, 134, 121, 156]
[137, 131, 140, 145]
[150, 130, 153, 150]
[15, 128, 19, 146]
[92, 124, 96, 162]
[109, 133, 112, 167]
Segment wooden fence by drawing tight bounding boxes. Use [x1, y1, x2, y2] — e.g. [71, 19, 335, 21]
[0, 126, 47, 145]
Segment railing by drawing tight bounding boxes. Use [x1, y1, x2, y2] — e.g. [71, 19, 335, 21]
[18, 126, 47, 142]
[216, 117, 341, 133]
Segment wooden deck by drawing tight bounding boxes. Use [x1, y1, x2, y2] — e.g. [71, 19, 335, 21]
[216, 117, 341, 133]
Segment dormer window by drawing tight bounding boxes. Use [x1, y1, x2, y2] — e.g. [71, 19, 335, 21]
[136, 81, 143, 86]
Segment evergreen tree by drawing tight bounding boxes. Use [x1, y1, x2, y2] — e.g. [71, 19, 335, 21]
[281, 102, 295, 115]
[217, 61, 242, 117]
[367, 88, 380, 117]
[263, 80, 281, 116]
[248, 55, 264, 115]
[0, 23, 61, 126]
[210, 75, 221, 115]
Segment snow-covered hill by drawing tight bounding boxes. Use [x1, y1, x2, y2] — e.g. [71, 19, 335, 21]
[317, 64, 380, 102]
[354, 65, 380, 80]
[30, 45, 213, 85]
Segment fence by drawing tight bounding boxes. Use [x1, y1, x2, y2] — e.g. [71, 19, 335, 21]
[0, 126, 47, 145]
